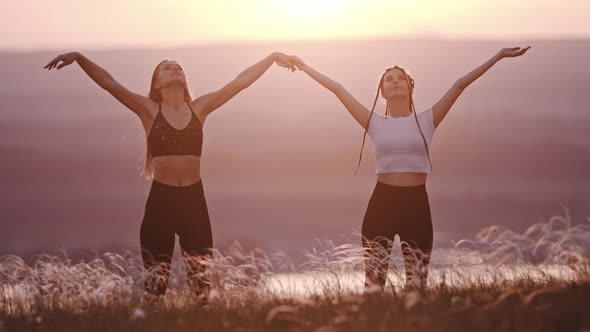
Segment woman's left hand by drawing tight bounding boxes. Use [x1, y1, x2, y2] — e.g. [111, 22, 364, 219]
[498, 46, 531, 58]
[274, 52, 303, 72]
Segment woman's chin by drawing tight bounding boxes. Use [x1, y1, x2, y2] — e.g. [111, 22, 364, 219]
[162, 79, 186, 89]
[386, 93, 408, 101]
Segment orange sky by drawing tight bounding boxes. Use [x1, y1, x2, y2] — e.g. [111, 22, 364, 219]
[1, 0, 588, 50]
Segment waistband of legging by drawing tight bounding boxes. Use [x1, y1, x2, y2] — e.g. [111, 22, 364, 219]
[151, 178, 204, 193]
[375, 180, 426, 194]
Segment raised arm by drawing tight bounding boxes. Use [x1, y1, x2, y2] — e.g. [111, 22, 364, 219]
[296, 58, 371, 130]
[44, 52, 153, 118]
[432, 46, 531, 128]
[191, 52, 300, 117]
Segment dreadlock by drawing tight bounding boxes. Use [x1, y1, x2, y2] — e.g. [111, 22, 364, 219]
[354, 66, 433, 175]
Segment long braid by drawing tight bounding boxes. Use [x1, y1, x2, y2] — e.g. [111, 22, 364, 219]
[411, 97, 433, 171]
[401, 69, 434, 172]
[354, 74, 386, 175]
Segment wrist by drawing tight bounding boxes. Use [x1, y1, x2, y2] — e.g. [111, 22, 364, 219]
[271, 52, 285, 62]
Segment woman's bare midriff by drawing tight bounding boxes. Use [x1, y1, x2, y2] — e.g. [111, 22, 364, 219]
[376, 172, 427, 187]
[151, 156, 201, 187]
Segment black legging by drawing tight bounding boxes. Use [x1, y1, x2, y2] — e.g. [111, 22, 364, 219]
[362, 181, 433, 289]
[140, 179, 213, 296]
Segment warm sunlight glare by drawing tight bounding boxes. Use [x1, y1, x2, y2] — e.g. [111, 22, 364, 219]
[137, 0, 485, 44]
[276, 0, 354, 19]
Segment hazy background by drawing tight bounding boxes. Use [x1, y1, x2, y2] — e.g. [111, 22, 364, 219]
[1, 1, 589, 261]
[2, 0, 589, 50]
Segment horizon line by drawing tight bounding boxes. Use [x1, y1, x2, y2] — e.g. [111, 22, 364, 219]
[2, 34, 589, 54]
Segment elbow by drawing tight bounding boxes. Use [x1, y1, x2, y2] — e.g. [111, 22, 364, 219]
[232, 77, 248, 91]
[99, 78, 117, 92]
[329, 82, 344, 94]
[98, 80, 111, 91]
[454, 79, 468, 90]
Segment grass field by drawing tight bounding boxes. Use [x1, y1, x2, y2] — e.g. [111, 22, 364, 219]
[1, 210, 589, 332]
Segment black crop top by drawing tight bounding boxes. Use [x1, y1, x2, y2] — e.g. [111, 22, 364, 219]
[147, 103, 203, 158]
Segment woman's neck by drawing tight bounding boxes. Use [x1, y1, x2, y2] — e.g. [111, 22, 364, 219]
[386, 98, 412, 117]
[160, 86, 186, 109]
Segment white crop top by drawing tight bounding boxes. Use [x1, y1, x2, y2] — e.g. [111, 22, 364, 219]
[367, 107, 436, 174]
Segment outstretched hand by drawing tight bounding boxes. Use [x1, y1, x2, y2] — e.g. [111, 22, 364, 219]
[290, 55, 306, 70]
[274, 53, 305, 72]
[498, 46, 531, 59]
[44, 52, 80, 70]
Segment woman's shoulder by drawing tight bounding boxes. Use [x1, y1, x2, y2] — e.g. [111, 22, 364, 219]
[417, 106, 436, 131]
[417, 106, 433, 116]
[368, 112, 386, 136]
[370, 112, 387, 121]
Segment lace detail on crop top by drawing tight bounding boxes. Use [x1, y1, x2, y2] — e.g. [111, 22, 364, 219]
[147, 103, 203, 158]
[367, 107, 436, 174]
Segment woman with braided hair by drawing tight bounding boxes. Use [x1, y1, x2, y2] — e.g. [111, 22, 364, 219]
[293, 46, 530, 289]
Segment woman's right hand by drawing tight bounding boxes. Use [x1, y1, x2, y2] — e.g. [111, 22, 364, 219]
[497, 46, 531, 59]
[274, 53, 304, 72]
[44, 52, 80, 70]
[285, 55, 307, 72]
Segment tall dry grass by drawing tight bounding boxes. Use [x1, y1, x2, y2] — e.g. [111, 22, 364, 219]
[1, 207, 589, 331]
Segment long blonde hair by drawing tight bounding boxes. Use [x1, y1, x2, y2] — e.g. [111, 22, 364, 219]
[142, 60, 193, 180]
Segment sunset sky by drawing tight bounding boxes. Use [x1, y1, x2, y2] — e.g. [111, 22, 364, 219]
[1, 0, 588, 50]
